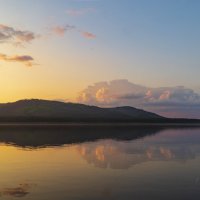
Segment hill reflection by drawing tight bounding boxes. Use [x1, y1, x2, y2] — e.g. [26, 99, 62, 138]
[0, 126, 199, 199]
[0, 126, 200, 170]
[0, 125, 164, 148]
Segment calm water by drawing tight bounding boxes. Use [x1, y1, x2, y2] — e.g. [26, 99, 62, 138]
[0, 125, 200, 200]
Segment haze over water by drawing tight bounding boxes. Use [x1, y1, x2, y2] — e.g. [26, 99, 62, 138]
[0, 126, 200, 200]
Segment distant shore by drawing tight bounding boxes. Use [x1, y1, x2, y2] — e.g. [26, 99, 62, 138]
[0, 122, 200, 127]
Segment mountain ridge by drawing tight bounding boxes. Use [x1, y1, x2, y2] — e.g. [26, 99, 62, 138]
[0, 99, 162, 121]
[0, 99, 199, 123]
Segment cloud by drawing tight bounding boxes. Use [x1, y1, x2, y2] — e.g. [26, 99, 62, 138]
[77, 79, 200, 118]
[66, 8, 95, 16]
[0, 53, 35, 67]
[118, 93, 146, 100]
[51, 25, 76, 37]
[81, 31, 96, 39]
[0, 24, 38, 46]
[51, 24, 96, 39]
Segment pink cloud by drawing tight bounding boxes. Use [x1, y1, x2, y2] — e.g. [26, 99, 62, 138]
[0, 24, 39, 46]
[77, 79, 200, 118]
[51, 25, 75, 37]
[81, 31, 96, 39]
[0, 53, 35, 67]
[51, 24, 96, 40]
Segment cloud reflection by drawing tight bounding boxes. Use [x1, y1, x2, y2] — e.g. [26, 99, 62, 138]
[76, 129, 200, 169]
[0, 183, 36, 198]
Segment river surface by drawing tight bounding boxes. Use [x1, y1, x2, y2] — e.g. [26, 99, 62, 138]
[0, 125, 199, 200]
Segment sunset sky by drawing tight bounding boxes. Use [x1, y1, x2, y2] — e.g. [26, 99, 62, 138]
[0, 0, 200, 118]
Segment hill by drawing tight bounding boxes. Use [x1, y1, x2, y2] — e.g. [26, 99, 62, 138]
[0, 99, 163, 122]
[0, 99, 199, 124]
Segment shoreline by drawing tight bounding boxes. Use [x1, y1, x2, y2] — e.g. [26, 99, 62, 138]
[0, 122, 200, 127]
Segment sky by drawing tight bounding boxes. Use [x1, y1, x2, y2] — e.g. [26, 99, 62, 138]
[0, 0, 200, 118]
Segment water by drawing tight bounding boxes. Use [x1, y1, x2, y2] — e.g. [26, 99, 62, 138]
[0, 125, 200, 200]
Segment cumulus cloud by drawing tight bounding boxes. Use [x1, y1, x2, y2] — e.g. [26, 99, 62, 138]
[0, 53, 35, 67]
[0, 24, 38, 46]
[51, 24, 96, 39]
[77, 79, 147, 106]
[77, 79, 200, 118]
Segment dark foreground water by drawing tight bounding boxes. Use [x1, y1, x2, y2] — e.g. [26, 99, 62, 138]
[0, 125, 200, 200]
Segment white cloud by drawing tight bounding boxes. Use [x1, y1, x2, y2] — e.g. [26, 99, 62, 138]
[77, 79, 200, 118]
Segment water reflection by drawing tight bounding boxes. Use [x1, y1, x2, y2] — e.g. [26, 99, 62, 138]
[75, 128, 200, 169]
[0, 126, 200, 200]
[0, 125, 164, 148]
[0, 183, 36, 198]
